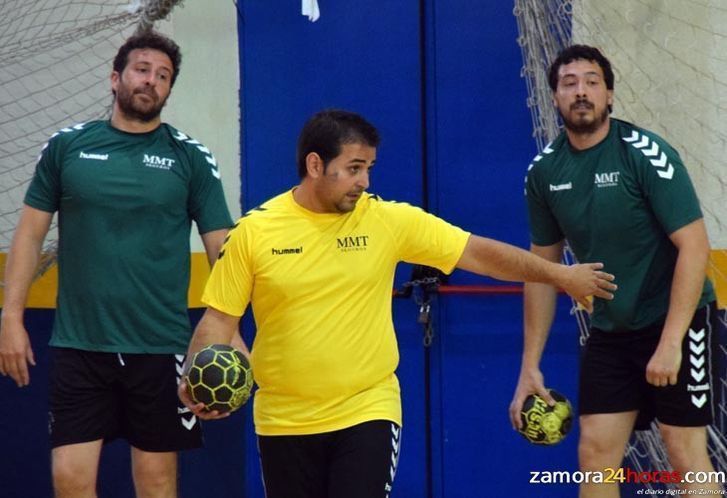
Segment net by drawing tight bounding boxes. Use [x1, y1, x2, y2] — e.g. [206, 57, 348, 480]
[0, 0, 183, 282]
[515, 0, 727, 490]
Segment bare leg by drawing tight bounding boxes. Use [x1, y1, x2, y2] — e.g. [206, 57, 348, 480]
[131, 447, 178, 498]
[659, 423, 723, 493]
[578, 411, 638, 498]
[52, 440, 104, 498]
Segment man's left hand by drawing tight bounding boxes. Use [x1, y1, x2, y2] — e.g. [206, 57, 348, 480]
[646, 343, 681, 387]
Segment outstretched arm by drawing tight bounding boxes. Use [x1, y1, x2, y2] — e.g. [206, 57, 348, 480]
[508, 242, 563, 429]
[0, 205, 53, 387]
[455, 235, 616, 311]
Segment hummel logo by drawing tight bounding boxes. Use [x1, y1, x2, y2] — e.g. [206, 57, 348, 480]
[549, 182, 572, 191]
[143, 154, 175, 170]
[79, 151, 109, 161]
[687, 383, 710, 392]
[594, 171, 620, 188]
[271, 247, 303, 255]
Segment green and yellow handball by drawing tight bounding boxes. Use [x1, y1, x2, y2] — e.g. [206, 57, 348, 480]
[518, 389, 573, 445]
[184, 344, 254, 414]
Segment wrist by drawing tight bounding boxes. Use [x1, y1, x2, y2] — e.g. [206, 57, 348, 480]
[0, 308, 25, 325]
[657, 336, 682, 350]
[520, 359, 541, 373]
[547, 262, 566, 289]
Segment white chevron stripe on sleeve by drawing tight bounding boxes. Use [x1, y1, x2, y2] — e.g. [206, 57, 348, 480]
[633, 135, 650, 148]
[622, 130, 640, 142]
[650, 152, 667, 168]
[641, 141, 659, 157]
[656, 165, 674, 179]
[623, 132, 674, 180]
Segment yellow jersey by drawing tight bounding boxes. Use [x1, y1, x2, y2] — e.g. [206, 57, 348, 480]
[202, 190, 470, 435]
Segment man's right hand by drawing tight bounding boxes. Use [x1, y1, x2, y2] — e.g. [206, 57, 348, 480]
[0, 323, 36, 387]
[177, 378, 230, 421]
[509, 368, 554, 430]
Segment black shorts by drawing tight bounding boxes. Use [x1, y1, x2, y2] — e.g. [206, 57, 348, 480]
[48, 347, 203, 452]
[579, 302, 721, 429]
[257, 420, 402, 498]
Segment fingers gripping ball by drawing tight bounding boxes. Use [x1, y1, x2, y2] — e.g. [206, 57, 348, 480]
[519, 389, 573, 445]
[184, 344, 253, 413]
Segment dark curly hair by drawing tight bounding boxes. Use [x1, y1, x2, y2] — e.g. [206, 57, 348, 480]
[113, 30, 182, 88]
[548, 44, 614, 92]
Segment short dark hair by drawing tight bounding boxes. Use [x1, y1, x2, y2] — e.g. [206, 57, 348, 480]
[113, 31, 182, 88]
[296, 109, 380, 179]
[548, 44, 614, 92]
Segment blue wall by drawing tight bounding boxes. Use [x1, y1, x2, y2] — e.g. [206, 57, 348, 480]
[0, 2, 585, 497]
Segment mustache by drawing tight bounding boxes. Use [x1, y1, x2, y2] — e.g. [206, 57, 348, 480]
[133, 87, 158, 99]
[571, 100, 594, 110]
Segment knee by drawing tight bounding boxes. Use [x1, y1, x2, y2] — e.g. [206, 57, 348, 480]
[132, 453, 177, 498]
[578, 432, 624, 470]
[660, 425, 710, 473]
[53, 459, 96, 497]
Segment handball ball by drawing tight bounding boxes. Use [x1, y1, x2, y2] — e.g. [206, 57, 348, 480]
[518, 389, 573, 445]
[184, 344, 253, 414]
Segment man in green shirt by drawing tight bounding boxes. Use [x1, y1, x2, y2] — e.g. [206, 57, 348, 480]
[0, 31, 233, 497]
[509, 45, 721, 497]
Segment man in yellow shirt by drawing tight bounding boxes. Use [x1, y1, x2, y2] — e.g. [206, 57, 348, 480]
[179, 109, 617, 498]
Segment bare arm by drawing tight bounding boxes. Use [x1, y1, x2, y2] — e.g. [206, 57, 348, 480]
[646, 219, 711, 386]
[456, 235, 616, 311]
[187, 307, 247, 358]
[508, 242, 563, 428]
[0, 205, 53, 386]
[200, 228, 247, 351]
[200, 228, 228, 267]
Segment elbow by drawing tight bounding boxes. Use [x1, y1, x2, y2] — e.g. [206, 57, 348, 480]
[678, 237, 711, 270]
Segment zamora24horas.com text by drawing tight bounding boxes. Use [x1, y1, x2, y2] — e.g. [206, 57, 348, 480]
[529, 468, 726, 488]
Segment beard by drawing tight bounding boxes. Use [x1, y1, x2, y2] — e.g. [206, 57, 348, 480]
[115, 81, 168, 122]
[560, 101, 609, 135]
[333, 196, 359, 213]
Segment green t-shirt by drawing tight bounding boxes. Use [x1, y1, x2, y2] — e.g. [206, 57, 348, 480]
[525, 119, 714, 331]
[25, 120, 233, 353]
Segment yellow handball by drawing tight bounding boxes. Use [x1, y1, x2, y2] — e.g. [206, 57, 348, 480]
[518, 389, 574, 445]
[184, 344, 254, 414]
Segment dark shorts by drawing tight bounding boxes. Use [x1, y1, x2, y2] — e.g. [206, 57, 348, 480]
[257, 420, 402, 498]
[579, 302, 721, 429]
[48, 347, 203, 452]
